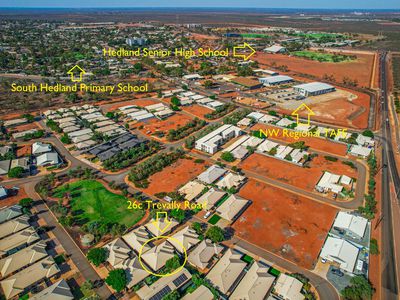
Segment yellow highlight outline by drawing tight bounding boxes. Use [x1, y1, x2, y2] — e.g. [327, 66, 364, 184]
[152, 211, 172, 234]
[138, 235, 188, 277]
[233, 42, 256, 61]
[67, 65, 86, 82]
[291, 102, 315, 126]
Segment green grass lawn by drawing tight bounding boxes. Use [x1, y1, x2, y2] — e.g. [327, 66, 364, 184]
[292, 50, 354, 63]
[208, 214, 221, 225]
[53, 180, 144, 228]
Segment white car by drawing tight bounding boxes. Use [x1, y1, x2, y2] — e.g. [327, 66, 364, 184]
[204, 211, 211, 219]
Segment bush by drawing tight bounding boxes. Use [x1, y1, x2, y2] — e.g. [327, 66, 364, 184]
[19, 198, 33, 208]
[105, 269, 127, 292]
[8, 166, 25, 178]
[87, 248, 108, 267]
[362, 130, 374, 138]
[324, 156, 338, 162]
[221, 152, 235, 162]
[341, 275, 374, 300]
[370, 238, 379, 255]
[206, 226, 225, 243]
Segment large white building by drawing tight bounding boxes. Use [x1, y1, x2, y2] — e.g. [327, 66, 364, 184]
[195, 124, 242, 154]
[293, 82, 335, 97]
[259, 75, 294, 86]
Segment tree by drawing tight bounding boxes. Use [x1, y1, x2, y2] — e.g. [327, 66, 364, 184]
[221, 152, 235, 162]
[370, 238, 379, 255]
[8, 166, 25, 178]
[170, 209, 185, 222]
[87, 248, 108, 267]
[341, 275, 374, 300]
[19, 198, 33, 208]
[206, 226, 225, 243]
[362, 130, 374, 138]
[60, 133, 71, 144]
[171, 96, 181, 106]
[165, 255, 181, 272]
[105, 269, 127, 292]
[191, 222, 204, 235]
[163, 291, 180, 300]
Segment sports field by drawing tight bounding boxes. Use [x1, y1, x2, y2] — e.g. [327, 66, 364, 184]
[292, 51, 354, 62]
[53, 180, 144, 227]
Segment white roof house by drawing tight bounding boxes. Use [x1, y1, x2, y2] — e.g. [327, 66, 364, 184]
[333, 212, 368, 239]
[178, 181, 206, 201]
[197, 165, 227, 184]
[0, 241, 47, 278]
[145, 218, 179, 237]
[274, 273, 304, 300]
[356, 135, 374, 147]
[230, 262, 275, 300]
[216, 172, 246, 189]
[349, 145, 372, 158]
[206, 249, 247, 294]
[216, 194, 250, 221]
[182, 285, 214, 300]
[257, 139, 279, 153]
[188, 239, 223, 270]
[36, 152, 60, 167]
[319, 236, 359, 273]
[140, 241, 175, 272]
[122, 226, 152, 254]
[315, 172, 343, 194]
[0, 215, 30, 239]
[0, 186, 7, 199]
[137, 268, 191, 300]
[276, 118, 296, 128]
[30, 279, 73, 300]
[0, 227, 40, 256]
[0, 205, 22, 224]
[32, 142, 52, 156]
[169, 226, 201, 253]
[247, 112, 265, 121]
[104, 238, 131, 268]
[196, 188, 226, 210]
[0, 256, 60, 299]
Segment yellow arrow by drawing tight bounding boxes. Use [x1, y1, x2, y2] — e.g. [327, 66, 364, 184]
[291, 103, 315, 126]
[152, 211, 172, 235]
[67, 65, 86, 82]
[233, 42, 256, 61]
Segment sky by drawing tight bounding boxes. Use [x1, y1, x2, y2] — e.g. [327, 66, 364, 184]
[1, 0, 399, 10]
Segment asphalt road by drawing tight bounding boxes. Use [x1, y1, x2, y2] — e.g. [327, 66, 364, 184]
[379, 51, 400, 300]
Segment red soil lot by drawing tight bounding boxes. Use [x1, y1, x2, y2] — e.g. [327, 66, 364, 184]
[137, 113, 194, 140]
[254, 52, 375, 88]
[235, 179, 338, 269]
[143, 158, 208, 195]
[240, 153, 357, 192]
[251, 123, 348, 156]
[11, 122, 39, 132]
[182, 104, 213, 119]
[102, 98, 159, 112]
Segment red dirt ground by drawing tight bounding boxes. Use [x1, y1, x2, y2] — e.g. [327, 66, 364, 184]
[0, 186, 29, 208]
[240, 153, 357, 192]
[235, 179, 338, 269]
[143, 158, 208, 195]
[182, 105, 213, 119]
[251, 123, 348, 156]
[137, 113, 194, 141]
[10, 122, 39, 132]
[278, 89, 370, 129]
[253, 52, 375, 88]
[101, 98, 159, 112]
[16, 143, 32, 157]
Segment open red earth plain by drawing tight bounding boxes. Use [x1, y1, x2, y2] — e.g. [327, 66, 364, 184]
[240, 153, 357, 192]
[235, 179, 338, 269]
[143, 158, 208, 195]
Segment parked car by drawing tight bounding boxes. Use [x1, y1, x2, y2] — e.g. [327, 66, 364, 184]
[331, 268, 344, 277]
[204, 211, 211, 219]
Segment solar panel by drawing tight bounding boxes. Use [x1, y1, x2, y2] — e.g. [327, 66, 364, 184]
[149, 286, 172, 300]
[172, 273, 188, 287]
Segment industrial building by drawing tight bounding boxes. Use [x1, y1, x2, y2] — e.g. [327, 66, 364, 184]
[259, 75, 294, 86]
[293, 82, 335, 96]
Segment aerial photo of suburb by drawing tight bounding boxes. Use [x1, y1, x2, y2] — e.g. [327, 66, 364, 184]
[0, 0, 400, 299]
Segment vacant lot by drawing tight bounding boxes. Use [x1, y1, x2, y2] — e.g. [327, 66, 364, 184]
[278, 88, 370, 129]
[143, 158, 208, 195]
[234, 179, 337, 269]
[182, 104, 214, 119]
[254, 52, 375, 88]
[53, 180, 144, 227]
[240, 153, 357, 192]
[137, 113, 195, 141]
[101, 98, 159, 112]
[251, 123, 348, 156]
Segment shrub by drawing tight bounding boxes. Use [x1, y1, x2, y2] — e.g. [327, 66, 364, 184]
[87, 248, 108, 267]
[105, 269, 127, 292]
